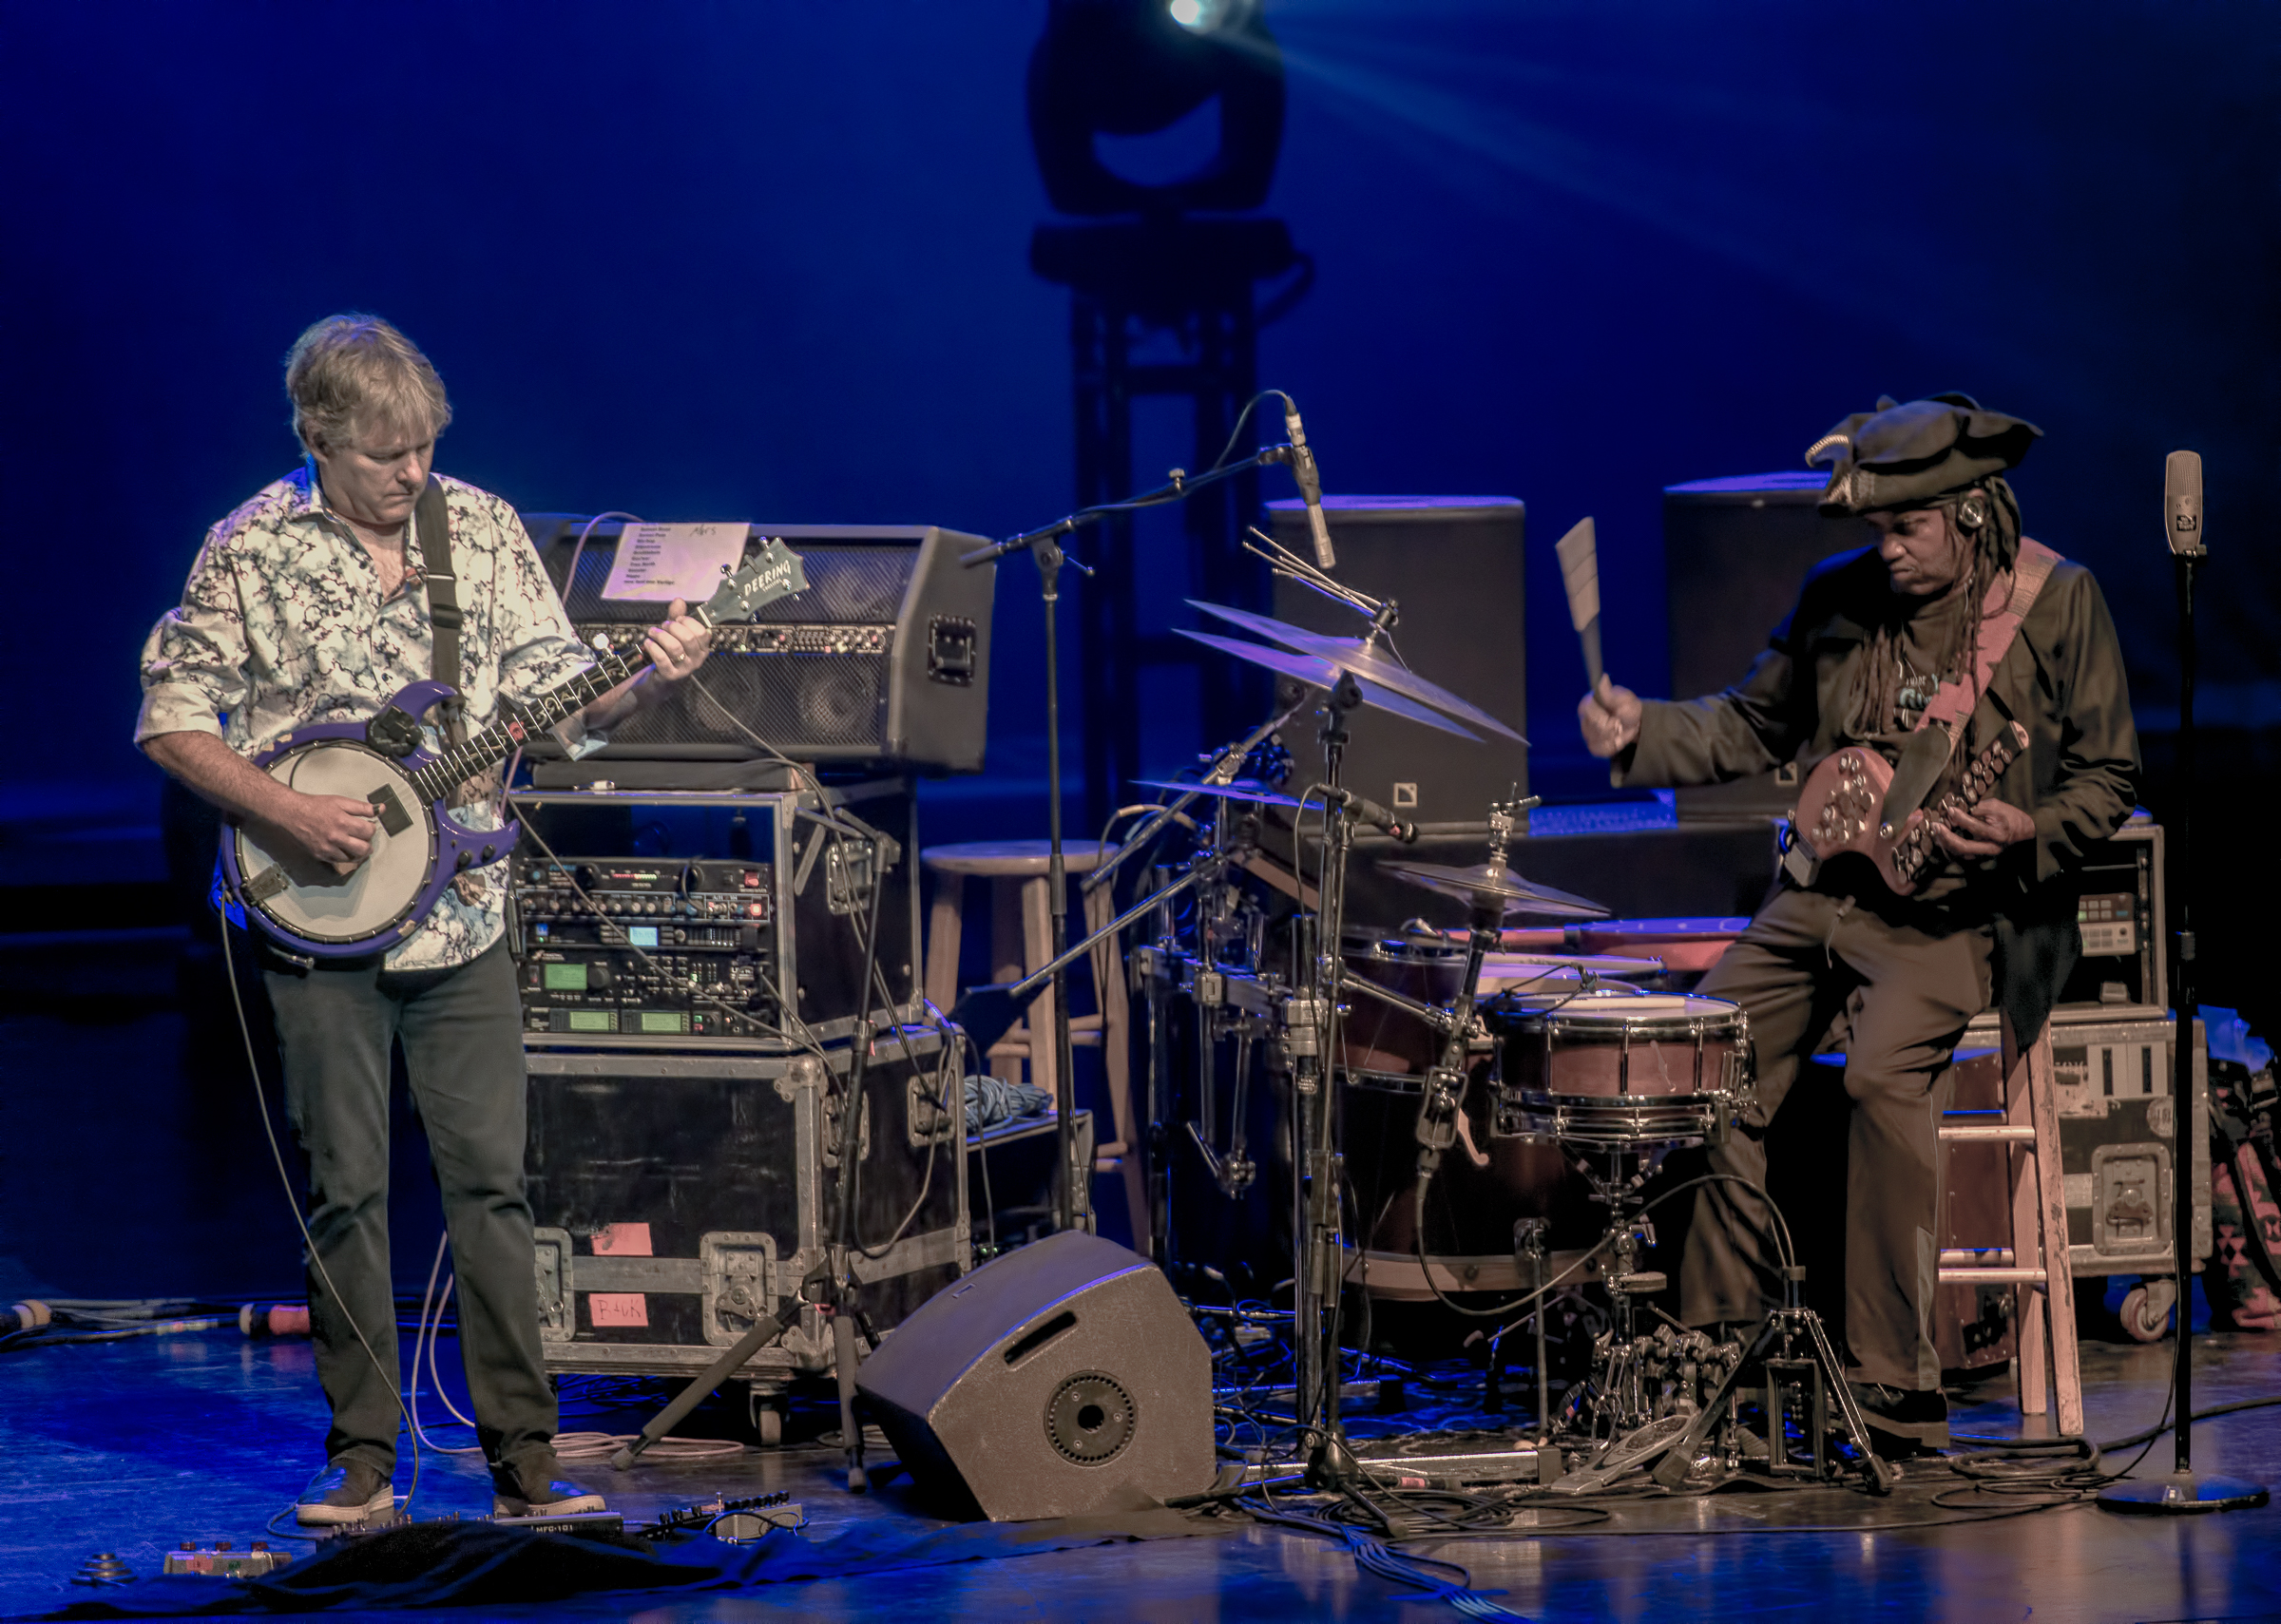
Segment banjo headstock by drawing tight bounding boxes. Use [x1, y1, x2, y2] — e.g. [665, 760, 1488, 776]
[698, 536, 808, 627]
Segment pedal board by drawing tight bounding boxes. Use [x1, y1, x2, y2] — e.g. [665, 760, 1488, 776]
[163, 1542, 291, 1577]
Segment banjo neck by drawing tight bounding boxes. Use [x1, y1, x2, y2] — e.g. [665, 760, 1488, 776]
[403, 634, 651, 806]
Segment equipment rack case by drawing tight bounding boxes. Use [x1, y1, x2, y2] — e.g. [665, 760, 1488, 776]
[509, 780, 921, 1052]
[525, 1026, 968, 1399]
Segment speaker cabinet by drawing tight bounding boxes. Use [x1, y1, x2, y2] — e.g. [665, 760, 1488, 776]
[1266, 496, 1527, 827]
[517, 516, 996, 774]
[855, 1231, 1215, 1520]
[1662, 473, 1871, 819]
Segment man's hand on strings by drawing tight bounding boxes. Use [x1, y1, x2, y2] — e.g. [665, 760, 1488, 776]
[1577, 675, 1643, 759]
[269, 793, 379, 876]
[1935, 799, 2035, 858]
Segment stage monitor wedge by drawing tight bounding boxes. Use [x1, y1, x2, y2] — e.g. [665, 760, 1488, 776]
[518, 516, 995, 774]
[855, 1231, 1215, 1520]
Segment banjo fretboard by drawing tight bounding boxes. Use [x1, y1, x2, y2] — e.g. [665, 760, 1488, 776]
[404, 639, 649, 805]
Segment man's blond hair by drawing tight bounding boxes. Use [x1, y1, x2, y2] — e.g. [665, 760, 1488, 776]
[284, 314, 451, 451]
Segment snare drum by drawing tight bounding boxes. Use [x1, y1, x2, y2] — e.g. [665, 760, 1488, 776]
[1491, 993, 1750, 1148]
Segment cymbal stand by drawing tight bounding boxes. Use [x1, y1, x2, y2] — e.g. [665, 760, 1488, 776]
[1142, 874, 1179, 1265]
[1291, 673, 1366, 1465]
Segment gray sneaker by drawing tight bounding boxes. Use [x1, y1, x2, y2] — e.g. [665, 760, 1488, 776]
[296, 1460, 394, 1526]
[490, 1451, 605, 1518]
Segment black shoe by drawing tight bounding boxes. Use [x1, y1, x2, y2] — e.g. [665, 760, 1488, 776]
[1848, 1383, 1948, 1454]
[491, 1451, 605, 1518]
[296, 1460, 395, 1526]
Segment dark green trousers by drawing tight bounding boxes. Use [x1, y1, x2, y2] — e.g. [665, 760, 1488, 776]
[265, 941, 556, 1477]
[1687, 885, 1993, 1390]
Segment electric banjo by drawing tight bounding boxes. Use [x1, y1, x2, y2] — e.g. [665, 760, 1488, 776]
[217, 539, 807, 961]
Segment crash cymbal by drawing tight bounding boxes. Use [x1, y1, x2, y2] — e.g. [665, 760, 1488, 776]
[1379, 859, 1611, 920]
[1133, 776, 1301, 809]
[1173, 629, 1481, 741]
[1188, 601, 1524, 744]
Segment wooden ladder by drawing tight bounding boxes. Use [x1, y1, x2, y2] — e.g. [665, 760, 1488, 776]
[1936, 1017, 2083, 1435]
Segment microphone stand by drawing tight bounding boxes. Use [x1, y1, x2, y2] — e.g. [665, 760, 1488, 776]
[964, 446, 1303, 1234]
[2099, 518, 2267, 1513]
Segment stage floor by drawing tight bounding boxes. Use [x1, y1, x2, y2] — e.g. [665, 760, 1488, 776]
[5, 1324, 2281, 1622]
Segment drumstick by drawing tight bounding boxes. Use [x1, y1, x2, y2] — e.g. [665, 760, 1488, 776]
[1555, 516, 1602, 688]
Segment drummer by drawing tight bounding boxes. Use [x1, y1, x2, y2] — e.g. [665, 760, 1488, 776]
[1576, 394, 2137, 1453]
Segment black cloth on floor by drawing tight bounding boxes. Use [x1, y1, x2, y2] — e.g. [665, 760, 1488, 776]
[30, 1508, 1216, 1618]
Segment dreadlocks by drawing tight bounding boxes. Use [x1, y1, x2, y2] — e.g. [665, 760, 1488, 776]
[1845, 475, 2024, 801]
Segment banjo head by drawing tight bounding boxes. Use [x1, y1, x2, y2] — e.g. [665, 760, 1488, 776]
[233, 742, 435, 946]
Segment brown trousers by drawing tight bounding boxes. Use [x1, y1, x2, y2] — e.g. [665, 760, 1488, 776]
[1686, 884, 1993, 1390]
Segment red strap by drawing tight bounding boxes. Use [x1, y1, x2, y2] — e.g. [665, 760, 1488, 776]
[1914, 537, 2062, 740]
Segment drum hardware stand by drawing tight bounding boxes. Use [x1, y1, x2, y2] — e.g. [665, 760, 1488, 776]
[1409, 794, 1539, 1248]
[1515, 1218, 1554, 1457]
[1634, 1274, 1896, 1497]
[1083, 693, 1310, 900]
[965, 449, 1308, 1234]
[949, 788, 1279, 1246]
[1186, 799, 1275, 1199]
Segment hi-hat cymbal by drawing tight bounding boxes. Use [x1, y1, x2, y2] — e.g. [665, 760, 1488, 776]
[1133, 776, 1301, 809]
[1188, 601, 1525, 744]
[1174, 629, 1481, 741]
[1380, 859, 1611, 919]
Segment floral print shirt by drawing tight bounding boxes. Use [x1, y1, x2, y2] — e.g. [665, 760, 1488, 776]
[137, 459, 602, 970]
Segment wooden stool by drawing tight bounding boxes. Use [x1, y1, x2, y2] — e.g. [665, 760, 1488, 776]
[1937, 1016, 2083, 1436]
[920, 841, 1142, 1242]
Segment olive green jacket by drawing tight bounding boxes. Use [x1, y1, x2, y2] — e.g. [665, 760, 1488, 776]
[1614, 544, 2140, 1040]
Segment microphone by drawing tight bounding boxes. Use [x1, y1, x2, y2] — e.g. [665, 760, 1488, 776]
[1326, 786, 1418, 843]
[2166, 449, 2205, 557]
[1282, 397, 1335, 570]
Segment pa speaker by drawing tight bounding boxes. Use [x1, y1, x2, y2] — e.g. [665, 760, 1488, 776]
[854, 1231, 1215, 1520]
[1662, 472, 1871, 819]
[1266, 495, 1527, 826]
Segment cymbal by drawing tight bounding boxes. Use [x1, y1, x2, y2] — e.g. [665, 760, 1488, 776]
[1174, 629, 1481, 741]
[1379, 859, 1611, 920]
[1133, 776, 1300, 809]
[1188, 601, 1524, 744]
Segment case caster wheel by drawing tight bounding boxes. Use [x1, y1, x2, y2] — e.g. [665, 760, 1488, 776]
[2120, 1278, 2177, 1343]
[744, 1384, 786, 1446]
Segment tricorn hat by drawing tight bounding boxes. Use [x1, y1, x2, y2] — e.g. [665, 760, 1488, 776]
[1806, 392, 2041, 516]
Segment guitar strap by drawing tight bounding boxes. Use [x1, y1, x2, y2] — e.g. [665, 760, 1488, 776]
[414, 476, 470, 749]
[1880, 537, 2062, 826]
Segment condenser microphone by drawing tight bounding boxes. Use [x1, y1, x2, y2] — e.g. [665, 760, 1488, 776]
[1282, 397, 1335, 570]
[2166, 449, 2205, 557]
[1324, 786, 1419, 844]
